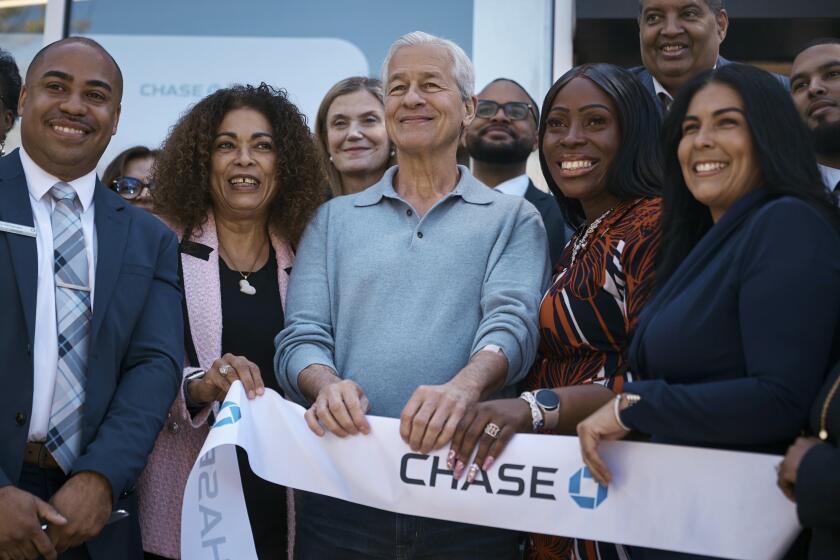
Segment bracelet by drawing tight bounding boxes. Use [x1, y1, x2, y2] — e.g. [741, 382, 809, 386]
[519, 391, 544, 431]
[613, 394, 632, 432]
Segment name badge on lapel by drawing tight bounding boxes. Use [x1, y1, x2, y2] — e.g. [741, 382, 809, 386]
[0, 220, 36, 238]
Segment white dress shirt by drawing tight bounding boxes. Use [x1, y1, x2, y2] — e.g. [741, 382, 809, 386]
[818, 163, 840, 197]
[20, 148, 98, 441]
[651, 74, 673, 105]
[494, 174, 530, 197]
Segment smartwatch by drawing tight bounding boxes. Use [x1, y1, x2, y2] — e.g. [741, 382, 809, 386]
[534, 389, 560, 431]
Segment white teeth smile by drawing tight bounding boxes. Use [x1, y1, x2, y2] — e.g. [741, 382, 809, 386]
[694, 162, 727, 173]
[53, 125, 84, 136]
[229, 177, 258, 185]
[662, 44, 686, 53]
[561, 160, 594, 170]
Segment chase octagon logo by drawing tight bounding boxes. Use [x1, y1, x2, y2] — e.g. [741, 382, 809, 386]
[212, 400, 241, 429]
[568, 466, 608, 509]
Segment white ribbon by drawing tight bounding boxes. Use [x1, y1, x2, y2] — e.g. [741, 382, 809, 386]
[181, 382, 800, 560]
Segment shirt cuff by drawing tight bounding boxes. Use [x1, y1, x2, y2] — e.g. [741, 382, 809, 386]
[473, 331, 522, 384]
[284, 348, 338, 404]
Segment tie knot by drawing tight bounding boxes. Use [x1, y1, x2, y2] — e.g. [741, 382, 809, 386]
[49, 182, 77, 203]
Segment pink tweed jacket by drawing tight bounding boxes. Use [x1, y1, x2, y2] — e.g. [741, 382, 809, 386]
[136, 213, 294, 559]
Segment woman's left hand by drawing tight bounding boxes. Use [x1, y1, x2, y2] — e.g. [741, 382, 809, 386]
[777, 436, 821, 502]
[577, 398, 630, 486]
[448, 398, 533, 482]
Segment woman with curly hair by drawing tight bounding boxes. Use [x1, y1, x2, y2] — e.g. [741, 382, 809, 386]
[137, 83, 326, 560]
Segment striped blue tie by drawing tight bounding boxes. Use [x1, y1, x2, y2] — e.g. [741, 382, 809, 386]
[45, 182, 91, 473]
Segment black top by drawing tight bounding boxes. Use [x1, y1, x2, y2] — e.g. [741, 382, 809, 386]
[220, 247, 284, 393]
[220, 247, 287, 556]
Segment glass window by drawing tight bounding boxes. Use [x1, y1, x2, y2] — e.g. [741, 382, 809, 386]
[1, 2, 46, 153]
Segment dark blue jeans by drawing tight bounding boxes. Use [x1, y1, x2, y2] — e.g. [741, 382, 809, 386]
[295, 492, 519, 560]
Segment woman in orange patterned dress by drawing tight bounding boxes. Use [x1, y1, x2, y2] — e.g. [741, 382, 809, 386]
[449, 64, 665, 560]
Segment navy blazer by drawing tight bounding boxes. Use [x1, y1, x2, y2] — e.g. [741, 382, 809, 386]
[631, 56, 791, 111]
[623, 190, 840, 452]
[0, 150, 183, 559]
[524, 180, 570, 267]
[620, 190, 840, 560]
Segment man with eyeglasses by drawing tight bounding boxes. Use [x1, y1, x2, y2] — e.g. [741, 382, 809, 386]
[465, 78, 568, 266]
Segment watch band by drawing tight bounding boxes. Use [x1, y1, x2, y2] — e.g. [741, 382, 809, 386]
[519, 391, 544, 431]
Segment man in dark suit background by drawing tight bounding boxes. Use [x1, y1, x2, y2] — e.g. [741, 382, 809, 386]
[464, 78, 569, 267]
[631, 0, 729, 110]
[632, 0, 789, 112]
[790, 37, 840, 199]
[0, 37, 182, 560]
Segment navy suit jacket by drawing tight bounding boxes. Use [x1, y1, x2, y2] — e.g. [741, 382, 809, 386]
[0, 150, 183, 559]
[619, 190, 840, 560]
[523, 180, 570, 268]
[631, 56, 791, 111]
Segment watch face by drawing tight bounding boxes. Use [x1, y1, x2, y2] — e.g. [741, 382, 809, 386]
[535, 389, 559, 411]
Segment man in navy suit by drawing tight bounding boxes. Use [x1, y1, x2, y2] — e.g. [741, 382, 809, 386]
[0, 38, 182, 560]
[631, 0, 729, 110]
[465, 78, 569, 266]
[632, 0, 789, 112]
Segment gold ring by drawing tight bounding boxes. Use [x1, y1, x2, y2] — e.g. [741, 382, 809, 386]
[484, 422, 501, 439]
[219, 364, 233, 377]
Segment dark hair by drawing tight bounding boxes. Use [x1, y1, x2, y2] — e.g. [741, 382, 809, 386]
[795, 37, 840, 57]
[314, 76, 395, 196]
[638, 0, 725, 14]
[102, 146, 159, 191]
[537, 63, 664, 228]
[27, 37, 123, 94]
[657, 63, 840, 282]
[0, 48, 21, 122]
[485, 77, 541, 122]
[153, 83, 327, 245]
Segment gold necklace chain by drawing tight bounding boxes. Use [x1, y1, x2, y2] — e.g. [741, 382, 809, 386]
[819, 373, 840, 441]
[218, 236, 268, 281]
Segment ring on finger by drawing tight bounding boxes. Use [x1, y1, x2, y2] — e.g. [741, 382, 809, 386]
[219, 364, 233, 377]
[484, 422, 501, 439]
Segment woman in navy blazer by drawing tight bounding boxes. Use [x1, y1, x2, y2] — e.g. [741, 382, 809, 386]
[577, 64, 840, 559]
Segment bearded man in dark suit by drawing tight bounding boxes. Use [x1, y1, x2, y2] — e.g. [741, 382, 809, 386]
[465, 78, 569, 267]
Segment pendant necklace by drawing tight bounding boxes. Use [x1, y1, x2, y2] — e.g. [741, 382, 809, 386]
[219, 236, 268, 296]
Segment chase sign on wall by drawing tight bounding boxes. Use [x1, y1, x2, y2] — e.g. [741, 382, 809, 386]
[89, 34, 368, 170]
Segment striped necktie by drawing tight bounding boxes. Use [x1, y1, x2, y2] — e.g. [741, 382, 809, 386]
[45, 182, 91, 473]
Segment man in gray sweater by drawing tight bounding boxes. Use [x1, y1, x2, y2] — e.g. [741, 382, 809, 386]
[275, 31, 549, 559]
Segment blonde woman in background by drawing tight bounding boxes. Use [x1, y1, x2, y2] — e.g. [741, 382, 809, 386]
[315, 77, 396, 195]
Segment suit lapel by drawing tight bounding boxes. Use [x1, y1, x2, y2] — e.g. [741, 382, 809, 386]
[182, 215, 222, 369]
[0, 152, 37, 344]
[90, 183, 130, 343]
[270, 229, 294, 310]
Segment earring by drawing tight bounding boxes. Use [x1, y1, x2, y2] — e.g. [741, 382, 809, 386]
[329, 155, 334, 162]
[390, 149, 396, 157]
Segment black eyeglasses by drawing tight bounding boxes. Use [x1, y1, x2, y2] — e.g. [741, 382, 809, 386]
[112, 176, 155, 199]
[475, 100, 537, 122]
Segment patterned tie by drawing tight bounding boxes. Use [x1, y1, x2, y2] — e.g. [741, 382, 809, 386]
[45, 182, 91, 472]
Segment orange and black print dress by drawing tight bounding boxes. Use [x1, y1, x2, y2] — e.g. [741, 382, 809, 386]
[525, 196, 662, 560]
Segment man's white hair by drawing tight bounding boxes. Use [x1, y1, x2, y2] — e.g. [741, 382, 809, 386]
[381, 31, 475, 100]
